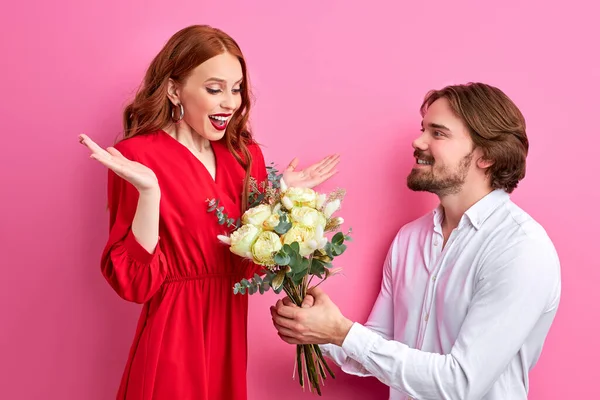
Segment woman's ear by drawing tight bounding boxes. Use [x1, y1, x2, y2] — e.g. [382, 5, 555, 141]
[167, 79, 180, 105]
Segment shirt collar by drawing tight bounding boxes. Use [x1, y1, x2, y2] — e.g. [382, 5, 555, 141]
[432, 204, 445, 230]
[432, 189, 510, 231]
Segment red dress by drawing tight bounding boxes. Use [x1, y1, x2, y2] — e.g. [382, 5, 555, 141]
[101, 130, 267, 400]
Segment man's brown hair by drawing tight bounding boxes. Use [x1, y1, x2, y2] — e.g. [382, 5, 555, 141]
[421, 82, 529, 193]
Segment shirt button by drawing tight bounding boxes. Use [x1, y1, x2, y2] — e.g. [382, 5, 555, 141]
[433, 240, 439, 246]
[424, 313, 429, 321]
[432, 275, 437, 282]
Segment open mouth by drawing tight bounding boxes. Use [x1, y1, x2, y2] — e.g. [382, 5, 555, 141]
[209, 114, 231, 131]
[416, 158, 434, 166]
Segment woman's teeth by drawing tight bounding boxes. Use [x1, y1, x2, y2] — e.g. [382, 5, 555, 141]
[209, 115, 228, 123]
[209, 115, 230, 131]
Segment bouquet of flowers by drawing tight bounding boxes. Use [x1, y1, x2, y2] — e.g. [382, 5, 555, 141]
[207, 165, 351, 395]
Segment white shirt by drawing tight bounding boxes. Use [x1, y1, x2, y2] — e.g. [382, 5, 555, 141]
[321, 189, 561, 400]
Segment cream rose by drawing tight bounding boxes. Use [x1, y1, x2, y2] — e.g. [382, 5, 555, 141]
[241, 204, 272, 227]
[262, 213, 281, 231]
[290, 206, 327, 230]
[281, 187, 317, 209]
[251, 231, 283, 266]
[282, 225, 318, 256]
[229, 224, 262, 258]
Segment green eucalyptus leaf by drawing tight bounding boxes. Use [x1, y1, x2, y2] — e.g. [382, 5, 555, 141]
[300, 258, 311, 271]
[332, 243, 347, 256]
[290, 242, 300, 254]
[310, 260, 326, 276]
[332, 232, 344, 246]
[274, 214, 292, 235]
[291, 273, 304, 286]
[324, 242, 335, 258]
[262, 281, 271, 292]
[274, 253, 291, 266]
[289, 253, 304, 273]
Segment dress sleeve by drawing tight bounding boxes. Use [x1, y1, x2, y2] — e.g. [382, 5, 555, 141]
[100, 147, 168, 304]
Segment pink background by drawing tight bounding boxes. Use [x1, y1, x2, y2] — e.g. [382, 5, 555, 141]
[1, 0, 598, 399]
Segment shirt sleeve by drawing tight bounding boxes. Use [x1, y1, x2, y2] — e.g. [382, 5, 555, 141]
[337, 238, 560, 400]
[320, 235, 398, 375]
[100, 145, 168, 304]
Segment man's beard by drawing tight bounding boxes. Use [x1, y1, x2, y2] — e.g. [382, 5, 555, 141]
[407, 150, 474, 196]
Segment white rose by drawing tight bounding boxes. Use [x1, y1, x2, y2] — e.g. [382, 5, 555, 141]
[251, 231, 283, 266]
[281, 187, 317, 209]
[242, 204, 272, 227]
[229, 224, 262, 258]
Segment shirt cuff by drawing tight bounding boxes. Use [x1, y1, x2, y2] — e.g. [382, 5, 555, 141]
[341, 323, 380, 365]
[319, 343, 333, 357]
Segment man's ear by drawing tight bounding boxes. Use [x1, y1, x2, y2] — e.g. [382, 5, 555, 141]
[477, 156, 494, 169]
[474, 147, 494, 169]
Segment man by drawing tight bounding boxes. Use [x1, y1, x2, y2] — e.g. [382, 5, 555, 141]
[271, 82, 561, 400]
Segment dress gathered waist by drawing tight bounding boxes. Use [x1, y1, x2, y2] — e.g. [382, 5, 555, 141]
[164, 272, 246, 283]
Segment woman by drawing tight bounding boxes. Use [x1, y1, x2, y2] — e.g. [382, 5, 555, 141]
[79, 25, 338, 400]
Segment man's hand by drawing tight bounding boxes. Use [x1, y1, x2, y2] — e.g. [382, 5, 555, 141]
[270, 287, 354, 346]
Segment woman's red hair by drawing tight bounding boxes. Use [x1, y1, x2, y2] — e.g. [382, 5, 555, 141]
[122, 25, 255, 210]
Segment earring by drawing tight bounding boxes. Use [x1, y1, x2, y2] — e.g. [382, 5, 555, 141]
[171, 103, 184, 123]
